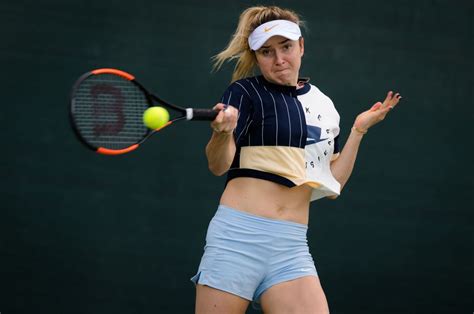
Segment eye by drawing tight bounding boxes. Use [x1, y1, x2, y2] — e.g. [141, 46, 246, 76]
[259, 49, 272, 56]
[258, 48, 274, 57]
[282, 43, 292, 51]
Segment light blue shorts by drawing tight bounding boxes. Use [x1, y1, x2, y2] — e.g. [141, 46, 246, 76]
[190, 205, 318, 306]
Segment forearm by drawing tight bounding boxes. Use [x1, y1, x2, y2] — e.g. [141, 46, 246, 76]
[205, 131, 236, 176]
[330, 127, 365, 191]
[329, 91, 402, 195]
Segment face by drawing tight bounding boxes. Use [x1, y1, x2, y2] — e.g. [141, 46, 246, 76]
[254, 35, 304, 86]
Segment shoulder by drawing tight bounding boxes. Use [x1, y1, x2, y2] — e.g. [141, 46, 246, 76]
[301, 84, 339, 115]
[309, 84, 335, 106]
[221, 77, 268, 107]
[225, 77, 261, 96]
[220, 77, 260, 109]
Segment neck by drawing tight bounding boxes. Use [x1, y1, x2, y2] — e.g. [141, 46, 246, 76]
[263, 75, 298, 87]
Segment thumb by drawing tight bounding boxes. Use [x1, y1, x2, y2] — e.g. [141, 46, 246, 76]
[370, 102, 383, 111]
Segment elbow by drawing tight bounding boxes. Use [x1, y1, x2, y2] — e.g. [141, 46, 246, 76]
[208, 162, 231, 177]
[209, 166, 225, 176]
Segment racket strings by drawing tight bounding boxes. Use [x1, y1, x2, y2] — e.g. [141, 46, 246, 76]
[72, 74, 149, 150]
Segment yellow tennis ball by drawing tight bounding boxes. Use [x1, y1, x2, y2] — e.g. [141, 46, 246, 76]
[143, 106, 170, 129]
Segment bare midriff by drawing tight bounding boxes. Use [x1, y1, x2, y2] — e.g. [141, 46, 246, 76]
[219, 177, 312, 225]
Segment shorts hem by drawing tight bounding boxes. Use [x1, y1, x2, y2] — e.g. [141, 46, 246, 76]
[190, 271, 253, 302]
[253, 273, 319, 302]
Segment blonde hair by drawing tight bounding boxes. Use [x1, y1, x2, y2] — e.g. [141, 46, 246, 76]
[212, 6, 303, 82]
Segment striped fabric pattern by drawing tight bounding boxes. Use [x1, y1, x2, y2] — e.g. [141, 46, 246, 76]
[221, 76, 341, 201]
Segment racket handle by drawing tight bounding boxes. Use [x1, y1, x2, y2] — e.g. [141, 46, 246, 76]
[186, 108, 218, 121]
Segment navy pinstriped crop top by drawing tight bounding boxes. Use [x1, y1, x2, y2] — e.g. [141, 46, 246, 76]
[220, 75, 341, 201]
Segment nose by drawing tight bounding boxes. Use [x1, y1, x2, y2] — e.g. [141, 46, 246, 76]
[274, 50, 285, 65]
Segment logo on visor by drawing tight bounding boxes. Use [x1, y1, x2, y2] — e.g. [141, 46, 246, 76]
[264, 24, 278, 32]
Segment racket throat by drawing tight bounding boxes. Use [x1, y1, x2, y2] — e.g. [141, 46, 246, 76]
[185, 108, 194, 120]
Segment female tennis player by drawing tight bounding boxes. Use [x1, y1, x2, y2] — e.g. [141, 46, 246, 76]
[191, 5, 401, 313]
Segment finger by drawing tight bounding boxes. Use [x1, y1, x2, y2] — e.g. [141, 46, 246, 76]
[382, 91, 393, 107]
[222, 113, 238, 132]
[213, 110, 225, 124]
[221, 109, 232, 124]
[221, 106, 237, 123]
[213, 112, 236, 133]
[218, 109, 227, 121]
[212, 103, 227, 111]
[373, 107, 391, 121]
[389, 92, 402, 109]
[381, 103, 396, 115]
[226, 106, 239, 120]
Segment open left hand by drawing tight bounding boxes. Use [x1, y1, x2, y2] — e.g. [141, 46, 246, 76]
[353, 91, 402, 132]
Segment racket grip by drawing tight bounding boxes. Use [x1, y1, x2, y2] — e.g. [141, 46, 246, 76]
[188, 108, 218, 121]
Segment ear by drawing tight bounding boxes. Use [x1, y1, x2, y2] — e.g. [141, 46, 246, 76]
[299, 37, 305, 57]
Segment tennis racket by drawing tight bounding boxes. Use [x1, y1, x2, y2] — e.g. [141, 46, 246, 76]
[70, 68, 217, 155]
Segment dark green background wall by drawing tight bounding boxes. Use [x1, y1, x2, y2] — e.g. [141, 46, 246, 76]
[1, 0, 472, 313]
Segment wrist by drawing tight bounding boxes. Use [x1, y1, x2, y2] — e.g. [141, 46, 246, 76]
[351, 126, 367, 135]
[213, 128, 234, 136]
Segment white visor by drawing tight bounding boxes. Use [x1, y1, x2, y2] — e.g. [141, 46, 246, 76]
[248, 19, 301, 51]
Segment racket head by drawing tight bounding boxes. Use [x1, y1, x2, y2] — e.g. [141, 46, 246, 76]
[70, 68, 155, 155]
